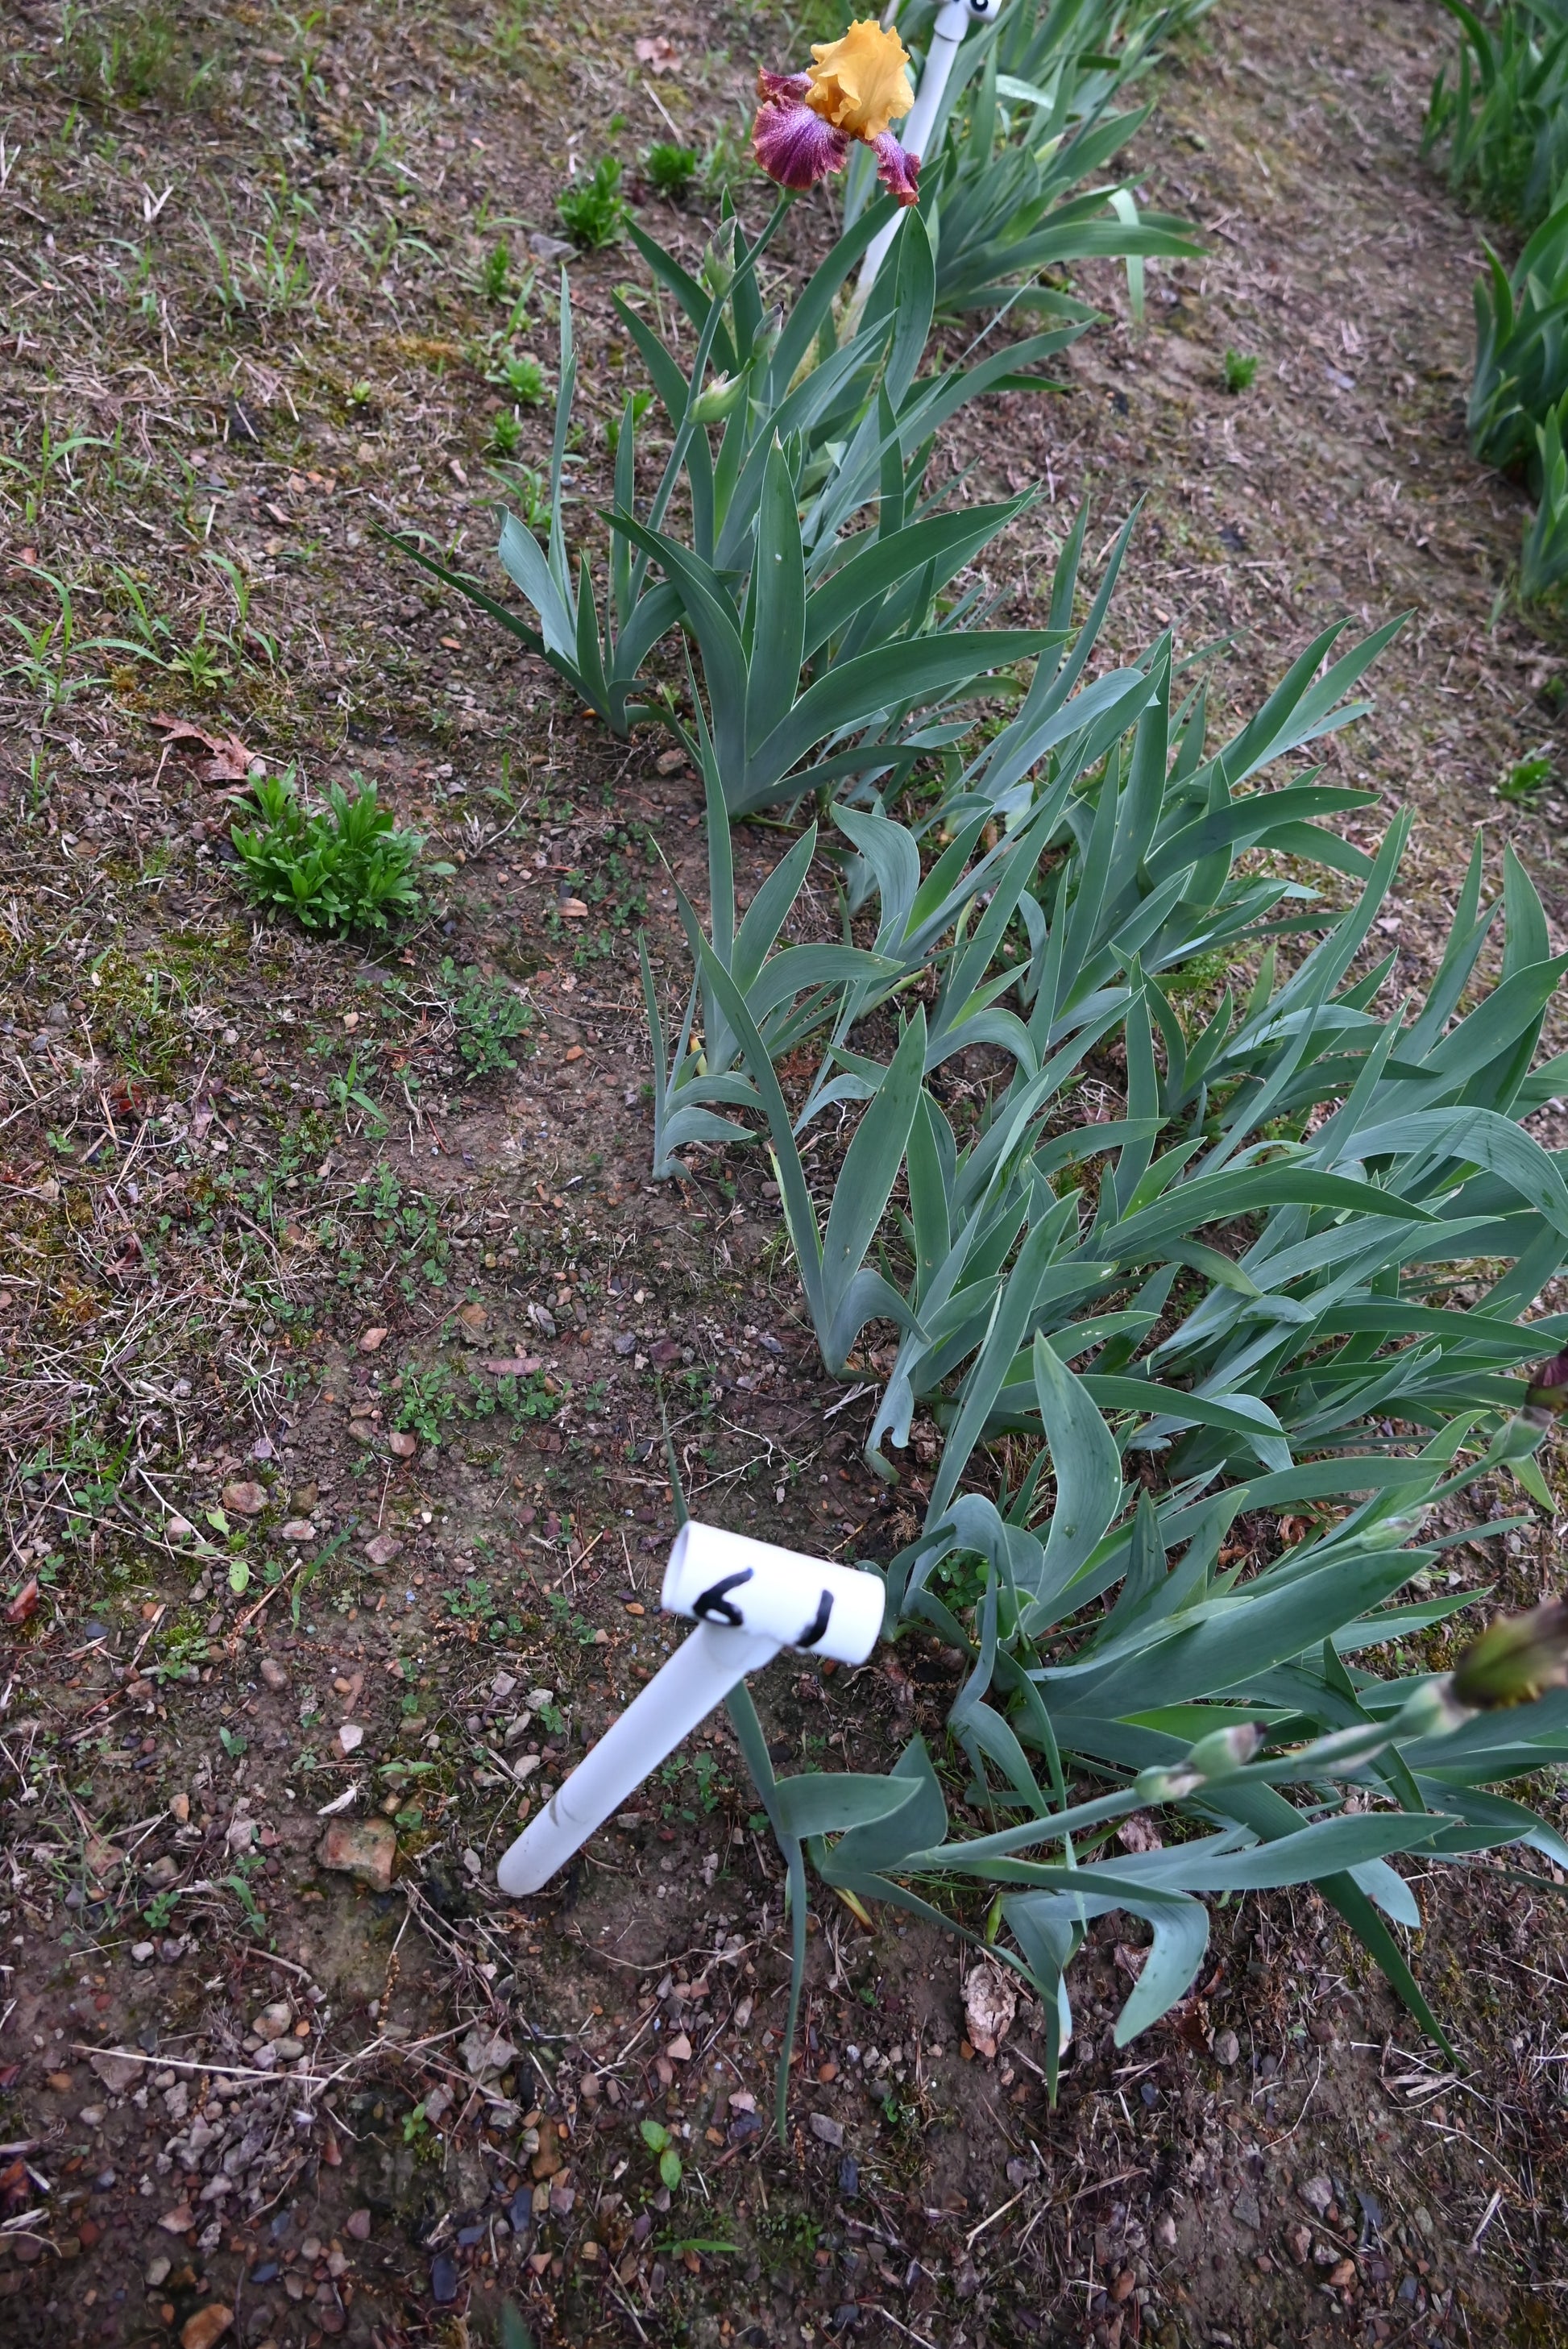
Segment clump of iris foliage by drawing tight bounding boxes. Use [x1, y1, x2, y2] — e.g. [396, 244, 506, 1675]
[1426, 2, 1568, 598]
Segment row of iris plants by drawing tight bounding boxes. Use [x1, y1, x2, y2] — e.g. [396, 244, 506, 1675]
[401, 0, 1568, 2128]
[1426, 0, 1568, 599]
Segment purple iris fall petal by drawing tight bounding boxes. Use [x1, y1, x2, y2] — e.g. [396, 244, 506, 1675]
[756, 67, 813, 102]
[871, 131, 920, 208]
[752, 99, 850, 194]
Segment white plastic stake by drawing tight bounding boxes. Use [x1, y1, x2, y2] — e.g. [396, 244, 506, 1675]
[495, 1616, 777, 1896]
[857, 0, 1002, 297]
[495, 1521, 885, 1897]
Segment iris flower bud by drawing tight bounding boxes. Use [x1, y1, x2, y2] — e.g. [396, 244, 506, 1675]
[1134, 1721, 1263, 1805]
[1451, 1598, 1568, 1711]
[688, 371, 746, 425]
[700, 221, 740, 300]
[1524, 1347, 1568, 1424]
[1392, 1676, 1471, 1741]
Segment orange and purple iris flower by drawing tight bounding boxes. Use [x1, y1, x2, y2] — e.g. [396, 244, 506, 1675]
[752, 19, 922, 208]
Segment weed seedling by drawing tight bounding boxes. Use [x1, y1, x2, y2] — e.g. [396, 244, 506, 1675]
[393, 1364, 458, 1446]
[640, 2119, 682, 2192]
[1500, 749, 1553, 801]
[481, 237, 512, 301]
[1223, 348, 1259, 393]
[222, 1853, 268, 1936]
[557, 157, 631, 250]
[230, 772, 447, 936]
[436, 957, 534, 1077]
[645, 141, 698, 200]
[499, 354, 547, 405]
[326, 1051, 388, 1135]
[492, 464, 550, 530]
[143, 1887, 184, 1932]
[168, 612, 231, 695]
[544, 1588, 599, 1646]
[59, 2, 187, 108]
[606, 390, 654, 455]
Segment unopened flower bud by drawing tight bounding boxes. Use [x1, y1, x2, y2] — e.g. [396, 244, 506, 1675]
[1182, 1721, 1264, 1781]
[753, 304, 784, 371]
[1392, 1675, 1472, 1742]
[1131, 1729, 1258, 1813]
[700, 221, 740, 300]
[1133, 1764, 1200, 1805]
[688, 371, 746, 425]
[1524, 1347, 1568, 1425]
[1134, 1724, 1262, 1807]
[1451, 1598, 1568, 1711]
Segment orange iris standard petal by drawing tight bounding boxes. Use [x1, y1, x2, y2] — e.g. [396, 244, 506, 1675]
[804, 19, 915, 140]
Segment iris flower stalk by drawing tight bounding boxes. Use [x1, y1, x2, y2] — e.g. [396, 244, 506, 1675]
[638, 194, 795, 548]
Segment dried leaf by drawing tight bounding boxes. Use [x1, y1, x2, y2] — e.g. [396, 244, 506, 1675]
[149, 713, 258, 785]
[962, 1960, 1018, 2060]
[5, 1576, 39, 1626]
[1117, 1814, 1164, 1855]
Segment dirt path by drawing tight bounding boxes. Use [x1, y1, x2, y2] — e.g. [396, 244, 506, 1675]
[1002, 0, 1568, 944]
[2, 2, 1566, 2348]
[1200, 5, 1561, 876]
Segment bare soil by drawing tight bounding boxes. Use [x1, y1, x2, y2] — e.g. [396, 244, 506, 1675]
[2, 4, 1567, 2349]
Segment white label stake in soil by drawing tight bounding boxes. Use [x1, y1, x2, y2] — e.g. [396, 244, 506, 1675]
[495, 1521, 884, 1896]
